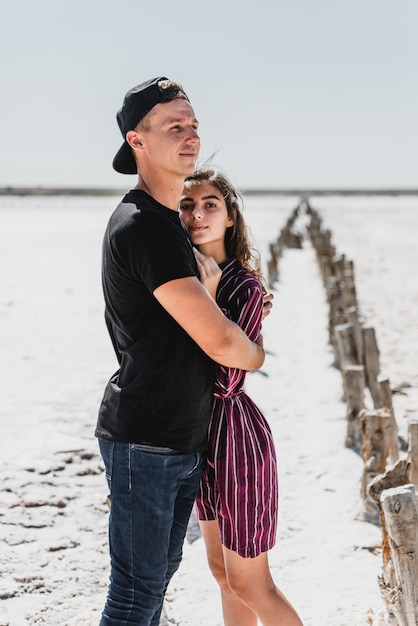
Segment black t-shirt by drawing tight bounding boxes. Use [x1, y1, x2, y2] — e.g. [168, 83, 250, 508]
[95, 189, 214, 452]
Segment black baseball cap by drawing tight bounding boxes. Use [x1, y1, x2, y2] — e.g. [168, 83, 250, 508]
[112, 76, 189, 174]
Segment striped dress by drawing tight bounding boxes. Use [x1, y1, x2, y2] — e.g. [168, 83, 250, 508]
[195, 258, 278, 558]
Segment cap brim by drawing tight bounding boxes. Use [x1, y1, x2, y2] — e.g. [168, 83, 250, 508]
[113, 140, 137, 175]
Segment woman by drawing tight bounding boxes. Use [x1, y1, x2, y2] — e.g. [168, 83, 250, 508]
[179, 168, 303, 626]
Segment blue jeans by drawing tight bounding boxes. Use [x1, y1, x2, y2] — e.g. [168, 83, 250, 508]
[98, 440, 204, 626]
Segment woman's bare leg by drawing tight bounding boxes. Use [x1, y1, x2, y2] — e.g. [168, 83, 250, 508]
[223, 547, 303, 626]
[200, 520, 257, 626]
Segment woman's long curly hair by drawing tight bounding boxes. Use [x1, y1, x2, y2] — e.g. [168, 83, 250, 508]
[183, 167, 263, 283]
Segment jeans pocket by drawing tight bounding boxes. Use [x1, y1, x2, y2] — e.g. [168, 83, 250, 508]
[99, 440, 115, 493]
[187, 453, 202, 476]
[130, 443, 179, 455]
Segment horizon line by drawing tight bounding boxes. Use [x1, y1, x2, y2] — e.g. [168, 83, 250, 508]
[1, 186, 418, 197]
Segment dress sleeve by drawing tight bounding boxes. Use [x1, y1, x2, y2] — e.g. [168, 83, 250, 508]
[226, 275, 264, 342]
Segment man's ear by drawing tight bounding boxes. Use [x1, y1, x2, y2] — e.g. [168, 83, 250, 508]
[126, 129, 144, 150]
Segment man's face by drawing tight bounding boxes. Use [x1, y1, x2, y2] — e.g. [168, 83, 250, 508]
[136, 98, 200, 178]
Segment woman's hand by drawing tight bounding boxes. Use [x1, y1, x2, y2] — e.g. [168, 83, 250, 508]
[262, 291, 274, 321]
[193, 248, 222, 300]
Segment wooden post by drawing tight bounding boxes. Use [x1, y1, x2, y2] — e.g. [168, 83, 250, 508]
[343, 259, 357, 310]
[346, 306, 363, 365]
[408, 420, 418, 493]
[267, 242, 281, 288]
[327, 278, 345, 346]
[325, 275, 339, 305]
[361, 408, 392, 522]
[288, 230, 303, 249]
[334, 323, 358, 370]
[362, 326, 381, 408]
[319, 251, 335, 286]
[342, 365, 365, 450]
[378, 378, 400, 464]
[368, 459, 410, 599]
[380, 485, 418, 626]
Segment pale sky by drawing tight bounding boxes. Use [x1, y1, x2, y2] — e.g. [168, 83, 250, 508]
[1, 0, 417, 190]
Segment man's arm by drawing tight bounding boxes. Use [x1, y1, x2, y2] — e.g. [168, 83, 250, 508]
[153, 276, 265, 371]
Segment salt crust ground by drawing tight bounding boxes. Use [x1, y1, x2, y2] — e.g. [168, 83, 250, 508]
[0, 194, 417, 625]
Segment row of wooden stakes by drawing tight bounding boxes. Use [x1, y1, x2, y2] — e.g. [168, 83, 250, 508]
[267, 200, 418, 626]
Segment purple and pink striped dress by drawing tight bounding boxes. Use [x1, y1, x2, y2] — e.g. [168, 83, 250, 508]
[195, 258, 278, 558]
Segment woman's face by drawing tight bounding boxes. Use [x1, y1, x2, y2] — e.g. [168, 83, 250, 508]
[179, 180, 234, 254]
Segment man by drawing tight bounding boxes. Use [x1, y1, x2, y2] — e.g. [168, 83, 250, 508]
[96, 77, 265, 625]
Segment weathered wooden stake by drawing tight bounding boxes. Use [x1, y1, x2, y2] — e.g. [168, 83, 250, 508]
[334, 323, 358, 370]
[368, 459, 410, 600]
[361, 408, 392, 521]
[378, 377, 400, 464]
[380, 485, 418, 626]
[346, 306, 363, 365]
[342, 365, 365, 450]
[342, 259, 357, 309]
[267, 242, 281, 288]
[407, 420, 418, 493]
[363, 326, 381, 408]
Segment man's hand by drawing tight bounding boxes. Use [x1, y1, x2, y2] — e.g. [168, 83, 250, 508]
[262, 291, 274, 321]
[193, 248, 221, 300]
